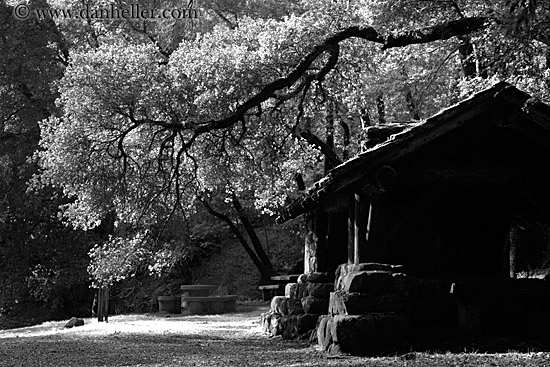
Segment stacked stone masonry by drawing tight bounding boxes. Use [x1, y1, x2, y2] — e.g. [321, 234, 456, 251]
[319, 262, 410, 356]
[261, 272, 334, 340]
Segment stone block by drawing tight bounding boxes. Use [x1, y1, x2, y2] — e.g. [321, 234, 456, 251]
[301, 296, 329, 314]
[334, 264, 344, 279]
[373, 293, 408, 313]
[308, 328, 318, 344]
[296, 314, 322, 337]
[330, 313, 407, 356]
[335, 263, 355, 278]
[306, 272, 333, 283]
[307, 282, 334, 299]
[269, 313, 283, 336]
[270, 296, 304, 315]
[288, 283, 309, 300]
[279, 315, 294, 339]
[334, 263, 408, 290]
[260, 312, 270, 333]
[331, 314, 377, 346]
[335, 264, 354, 291]
[279, 314, 321, 340]
[285, 283, 296, 297]
[335, 276, 344, 291]
[64, 317, 84, 329]
[329, 291, 374, 315]
[327, 343, 343, 356]
[353, 263, 394, 272]
[316, 315, 333, 351]
[270, 296, 289, 314]
[286, 298, 305, 315]
[341, 271, 392, 294]
[372, 313, 407, 347]
[261, 311, 284, 336]
[298, 274, 308, 283]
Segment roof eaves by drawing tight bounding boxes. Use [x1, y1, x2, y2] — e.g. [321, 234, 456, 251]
[276, 81, 516, 223]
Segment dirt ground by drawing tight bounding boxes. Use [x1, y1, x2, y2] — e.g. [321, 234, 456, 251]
[1, 304, 550, 367]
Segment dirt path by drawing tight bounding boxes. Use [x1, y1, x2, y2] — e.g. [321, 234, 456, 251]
[0, 305, 335, 367]
[2, 305, 550, 367]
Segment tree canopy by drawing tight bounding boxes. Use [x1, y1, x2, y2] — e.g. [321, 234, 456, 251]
[3, 0, 550, 295]
[37, 0, 550, 220]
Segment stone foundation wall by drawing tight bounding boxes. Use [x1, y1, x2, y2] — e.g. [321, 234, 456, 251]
[321, 262, 410, 356]
[260, 272, 334, 340]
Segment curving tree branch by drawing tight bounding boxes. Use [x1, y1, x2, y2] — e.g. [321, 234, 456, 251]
[112, 16, 494, 159]
[188, 17, 491, 134]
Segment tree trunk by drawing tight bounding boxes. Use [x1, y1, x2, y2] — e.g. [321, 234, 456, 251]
[299, 129, 342, 167]
[376, 94, 386, 125]
[231, 194, 275, 275]
[325, 99, 336, 172]
[199, 196, 274, 281]
[97, 286, 109, 322]
[340, 119, 350, 161]
[360, 107, 372, 128]
[405, 87, 420, 120]
[294, 172, 306, 191]
[458, 36, 476, 78]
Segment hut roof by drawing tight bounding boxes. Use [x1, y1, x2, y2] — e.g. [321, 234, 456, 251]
[276, 82, 550, 223]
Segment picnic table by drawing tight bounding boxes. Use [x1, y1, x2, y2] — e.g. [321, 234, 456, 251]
[180, 285, 218, 297]
[270, 274, 301, 283]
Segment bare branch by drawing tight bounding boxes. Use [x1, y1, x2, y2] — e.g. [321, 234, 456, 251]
[298, 129, 342, 167]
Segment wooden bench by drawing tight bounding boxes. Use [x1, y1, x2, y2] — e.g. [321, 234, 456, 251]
[270, 274, 301, 283]
[180, 295, 237, 315]
[258, 284, 285, 301]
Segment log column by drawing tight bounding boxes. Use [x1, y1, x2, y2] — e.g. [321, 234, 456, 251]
[348, 193, 355, 264]
[354, 193, 363, 264]
[350, 193, 367, 264]
[508, 220, 521, 279]
[304, 210, 329, 273]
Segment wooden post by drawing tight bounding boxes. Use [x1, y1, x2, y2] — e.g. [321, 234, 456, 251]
[365, 197, 374, 259]
[509, 221, 521, 279]
[348, 193, 355, 264]
[353, 193, 366, 264]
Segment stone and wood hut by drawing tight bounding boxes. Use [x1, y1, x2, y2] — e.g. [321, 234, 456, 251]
[273, 82, 550, 354]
